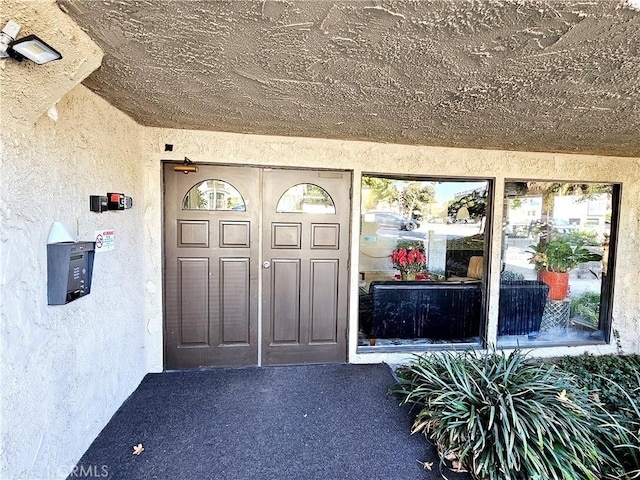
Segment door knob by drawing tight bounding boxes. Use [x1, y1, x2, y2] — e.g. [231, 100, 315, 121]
[263, 261, 271, 269]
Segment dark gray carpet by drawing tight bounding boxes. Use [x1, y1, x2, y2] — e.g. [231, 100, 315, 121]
[70, 364, 472, 479]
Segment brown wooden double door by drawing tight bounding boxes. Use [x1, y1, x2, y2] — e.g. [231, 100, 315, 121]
[164, 164, 351, 369]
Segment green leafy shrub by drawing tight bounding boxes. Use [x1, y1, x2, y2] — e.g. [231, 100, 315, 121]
[564, 230, 602, 246]
[394, 239, 425, 253]
[601, 380, 640, 478]
[569, 292, 601, 327]
[446, 234, 484, 250]
[501, 270, 525, 282]
[553, 354, 640, 416]
[553, 354, 640, 476]
[392, 349, 623, 480]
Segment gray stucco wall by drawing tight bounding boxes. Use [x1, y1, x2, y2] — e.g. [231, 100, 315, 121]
[0, 86, 149, 479]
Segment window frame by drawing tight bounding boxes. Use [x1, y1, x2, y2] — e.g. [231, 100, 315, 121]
[498, 179, 622, 348]
[356, 173, 495, 353]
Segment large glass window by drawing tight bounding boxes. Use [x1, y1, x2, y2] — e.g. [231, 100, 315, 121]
[499, 181, 619, 347]
[358, 175, 491, 349]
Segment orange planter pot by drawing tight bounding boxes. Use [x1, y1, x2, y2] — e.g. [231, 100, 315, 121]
[537, 270, 569, 300]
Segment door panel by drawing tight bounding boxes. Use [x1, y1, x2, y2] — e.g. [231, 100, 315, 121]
[219, 257, 251, 344]
[178, 257, 209, 345]
[177, 220, 209, 247]
[164, 164, 259, 368]
[309, 259, 339, 343]
[261, 169, 351, 365]
[270, 258, 301, 344]
[164, 164, 350, 369]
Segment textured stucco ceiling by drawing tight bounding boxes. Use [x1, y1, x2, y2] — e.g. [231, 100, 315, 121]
[58, 0, 640, 157]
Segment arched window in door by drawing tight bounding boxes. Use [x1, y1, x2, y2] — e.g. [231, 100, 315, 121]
[182, 179, 246, 211]
[276, 183, 336, 214]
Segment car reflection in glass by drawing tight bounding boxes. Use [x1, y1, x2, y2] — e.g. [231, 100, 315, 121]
[365, 212, 419, 231]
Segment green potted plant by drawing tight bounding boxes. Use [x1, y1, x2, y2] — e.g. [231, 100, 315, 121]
[529, 235, 602, 300]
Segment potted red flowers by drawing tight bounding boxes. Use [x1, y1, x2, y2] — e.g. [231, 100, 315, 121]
[391, 244, 427, 280]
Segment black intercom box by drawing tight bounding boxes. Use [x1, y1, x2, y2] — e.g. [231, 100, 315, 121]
[91, 194, 132, 212]
[47, 241, 95, 305]
[90, 195, 108, 212]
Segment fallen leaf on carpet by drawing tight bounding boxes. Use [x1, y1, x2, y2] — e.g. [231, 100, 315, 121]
[418, 460, 433, 471]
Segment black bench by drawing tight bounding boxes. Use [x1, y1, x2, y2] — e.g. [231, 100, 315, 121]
[366, 281, 482, 340]
[358, 279, 550, 342]
[497, 280, 549, 337]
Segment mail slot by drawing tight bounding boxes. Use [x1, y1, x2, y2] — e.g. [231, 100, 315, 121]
[47, 241, 95, 305]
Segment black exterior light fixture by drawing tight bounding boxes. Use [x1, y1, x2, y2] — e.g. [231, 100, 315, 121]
[0, 20, 62, 65]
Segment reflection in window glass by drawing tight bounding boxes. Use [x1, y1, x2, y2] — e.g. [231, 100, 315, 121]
[276, 183, 336, 213]
[358, 175, 490, 349]
[499, 181, 618, 347]
[182, 180, 245, 211]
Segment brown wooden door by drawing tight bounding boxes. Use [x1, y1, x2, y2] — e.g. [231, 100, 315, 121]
[164, 164, 260, 368]
[261, 169, 351, 365]
[164, 164, 350, 369]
